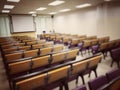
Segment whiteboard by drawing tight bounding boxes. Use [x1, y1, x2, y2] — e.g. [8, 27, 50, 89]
[11, 15, 35, 33]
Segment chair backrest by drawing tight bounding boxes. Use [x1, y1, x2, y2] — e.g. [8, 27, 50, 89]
[71, 39, 79, 45]
[72, 60, 88, 75]
[15, 73, 47, 90]
[2, 44, 13, 49]
[51, 52, 66, 64]
[106, 68, 120, 82]
[99, 43, 108, 51]
[3, 47, 18, 54]
[66, 49, 79, 60]
[44, 42, 54, 47]
[19, 46, 31, 51]
[108, 76, 120, 90]
[5, 52, 23, 61]
[24, 49, 38, 58]
[91, 39, 98, 46]
[32, 55, 50, 69]
[8, 59, 31, 75]
[53, 45, 64, 52]
[40, 47, 52, 55]
[47, 65, 70, 84]
[26, 41, 37, 45]
[83, 40, 91, 48]
[32, 44, 43, 49]
[88, 55, 102, 68]
[88, 75, 108, 90]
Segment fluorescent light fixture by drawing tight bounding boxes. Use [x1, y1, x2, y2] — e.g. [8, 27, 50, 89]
[2, 10, 10, 13]
[4, 5, 14, 9]
[48, 12, 57, 15]
[48, 0, 65, 6]
[29, 11, 36, 14]
[76, 3, 91, 8]
[104, 0, 111, 1]
[36, 7, 47, 11]
[7, 0, 20, 2]
[59, 9, 71, 12]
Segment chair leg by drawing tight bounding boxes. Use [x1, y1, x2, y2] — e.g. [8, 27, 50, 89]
[59, 85, 63, 90]
[117, 61, 120, 68]
[81, 75, 85, 84]
[75, 76, 79, 84]
[88, 71, 91, 77]
[93, 69, 97, 77]
[111, 61, 114, 67]
[64, 82, 69, 90]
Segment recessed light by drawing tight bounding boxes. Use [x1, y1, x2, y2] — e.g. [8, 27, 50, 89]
[48, 0, 65, 6]
[59, 9, 71, 12]
[104, 0, 111, 1]
[29, 11, 36, 14]
[4, 5, 14, 9]
[48, 12, 57, 15]
[2, 10, 10, 13]
[7, 0, 20, 2]
[36, 7, 47, 11]
[76, 3, 91, 8]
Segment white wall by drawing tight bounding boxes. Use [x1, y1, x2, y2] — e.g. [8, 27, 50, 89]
[54, 2, 120, 40]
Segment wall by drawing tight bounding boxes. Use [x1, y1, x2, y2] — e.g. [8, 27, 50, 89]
[54, 1, 120, 40]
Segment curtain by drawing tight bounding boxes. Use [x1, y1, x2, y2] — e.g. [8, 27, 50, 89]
[0, 16, 11, 37]
[35, 16, 52, 34]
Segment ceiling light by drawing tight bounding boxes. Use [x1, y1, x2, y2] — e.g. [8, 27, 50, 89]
[36, 7, 47, 11]
[104, 0, 111, 1]
[4, 5, 14, 9]
[48, 0, 65, 6]
[7, 0, 20, 2]
[48, 12, 57, 15]
[76, 3, 91, 8]
[29, 11, 36, 14]
[59, 9, 71, 12]
[2, 10, 10, 13]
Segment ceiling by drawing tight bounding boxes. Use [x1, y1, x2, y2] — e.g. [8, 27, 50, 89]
[0, 0, 119, 15]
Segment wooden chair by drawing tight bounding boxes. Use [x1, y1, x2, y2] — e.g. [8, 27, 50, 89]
[47, 66, 70, 90]
[26, 41, 37, 45]
[66, 49, 79, 61]
[44, 42, 54, 48]
[5, 52, 23, 61]
[32, 55, 50, 69]
[51, 52, 66, 65]
[15, 73, 47, 90]
[24, 49, 38, 58]
[32, 44, 43, 49]
[8, 59, 31, 75]
[71, 60, 88, 84]
[87, 55, 102, 77]
[40, 47, 52, 55]
[53, 45, 64, 52]
[19, 46, 31, 51]
[3, 47, 18, 54]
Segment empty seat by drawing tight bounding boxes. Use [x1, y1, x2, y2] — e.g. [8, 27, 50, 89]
[53, 45, 64, 52]
[15, 73, 47, 90]
[88, 75, 108, 90]
[40, 47, 52, 55]
[19, 46, 31, 51]
[32, 44, 43, 49]
[24, 49, 38, 58]
[5, 52, 23, 61]
[8, 59, 31, 75]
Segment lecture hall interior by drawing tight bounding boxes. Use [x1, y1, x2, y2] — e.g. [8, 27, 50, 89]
[0, 0, 120, 90]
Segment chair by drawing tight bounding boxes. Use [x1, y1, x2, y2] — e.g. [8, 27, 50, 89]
[40, 47, 52, 55]
[88, 75, 108, 90]
[44, 42, 54, 47]
[24, 49, 38, 58]
[71, 60, 88, 84]
[19, 46, 31, 51]
[5, 52, 23, 61]
[53, 45, 64, 52]
[15, 73, 47, 90]
[110, 48, 120, 68]
[86, 55, 102, 77]
[3, 47, 18, 54]
[26, 41, 37, 45]
[46, 66, 70, 90]
[74, 85, 87, 90]
[32, 55, 50, 70]
[32, 44, 43, 49]
[51, 52, 66, 65]
[8, 59, 31, 75]
[106, 68, 120, 82]
[108, 76, 120, 90]
[66, 49, 79, 61]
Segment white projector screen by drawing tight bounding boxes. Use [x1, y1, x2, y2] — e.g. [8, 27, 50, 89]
[11, 15, 35, 33]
